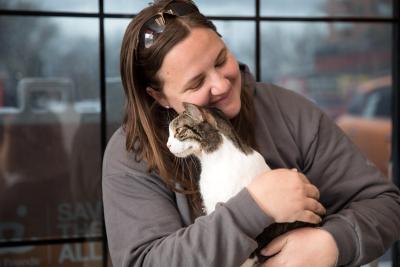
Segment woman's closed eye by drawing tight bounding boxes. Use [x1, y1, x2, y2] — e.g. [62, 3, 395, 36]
[215, 55, 227, 68]
[215, 47, 227, 68]
[184, 50, 227, 92]
[187, 77, 205, 91]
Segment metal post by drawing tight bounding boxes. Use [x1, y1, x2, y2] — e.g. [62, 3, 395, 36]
[391, 0, 399, 266]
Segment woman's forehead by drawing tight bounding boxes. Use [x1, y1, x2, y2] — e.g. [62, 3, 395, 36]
[158, 28, 224, 85]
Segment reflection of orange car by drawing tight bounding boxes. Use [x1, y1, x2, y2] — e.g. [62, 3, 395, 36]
[336, 76, 392, 177]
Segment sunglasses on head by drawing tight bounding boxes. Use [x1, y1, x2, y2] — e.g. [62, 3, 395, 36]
[139, 1, 199, 49]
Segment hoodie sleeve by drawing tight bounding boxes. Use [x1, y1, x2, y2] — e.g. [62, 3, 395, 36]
[305, 111, 400, 266]
[272, 87, 400, 267]
[102, 128, 274, 267]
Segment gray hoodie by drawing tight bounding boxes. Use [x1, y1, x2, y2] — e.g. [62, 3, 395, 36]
[102, 66, 400, 267]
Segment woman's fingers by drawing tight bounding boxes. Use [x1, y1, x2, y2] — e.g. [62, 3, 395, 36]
[247, 169, 326, 223]
[297, 171, 311, 184]
[304, 197, 326, 216]
[297, 210, 323, 224]
[304, 183, 320, 200]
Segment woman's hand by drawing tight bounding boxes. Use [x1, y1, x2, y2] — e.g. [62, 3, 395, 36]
[260, 227, 339, 267]
[246, 169, 325, 224]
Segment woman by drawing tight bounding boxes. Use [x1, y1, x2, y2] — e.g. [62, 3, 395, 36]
[102, 0, 400, 266]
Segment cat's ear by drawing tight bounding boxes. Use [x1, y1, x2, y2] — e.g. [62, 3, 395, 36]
[183, 102, 204, 123]
[146, 87, 170, 108]
[202, 109, 218, 129]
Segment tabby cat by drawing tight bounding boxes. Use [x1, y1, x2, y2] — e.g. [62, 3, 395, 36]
[167, 103, 313, 266]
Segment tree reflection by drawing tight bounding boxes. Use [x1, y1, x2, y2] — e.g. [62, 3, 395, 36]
[0, 6, 99, 107]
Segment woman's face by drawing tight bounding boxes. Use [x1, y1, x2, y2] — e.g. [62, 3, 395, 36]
[147, 28, 242, 119]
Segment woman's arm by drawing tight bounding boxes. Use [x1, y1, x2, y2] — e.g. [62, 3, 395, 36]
[261, 85, 400, 266]
[102, 129, 273, 267]
[305, 111, 400, 266]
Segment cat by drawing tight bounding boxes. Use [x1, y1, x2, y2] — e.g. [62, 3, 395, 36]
[167, 102, 314, 266]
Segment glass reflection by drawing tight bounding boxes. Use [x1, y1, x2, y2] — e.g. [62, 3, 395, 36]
[261, 22, 392, 266]
[0, 242, 104, 266]
[0, 0, 97, 12]
[105, 19, 130, 79]
[0, 16, 102, 246]
[261, 0, 393, 17]
[105, 19, 130, 139]
[336, 76, 391, 177]
[196, 0, 255, 16]
[103, 0, 255, 16]
[261, 22, 391, 119]
[213, 21, 256, 75]
[104, 0, 149, 14]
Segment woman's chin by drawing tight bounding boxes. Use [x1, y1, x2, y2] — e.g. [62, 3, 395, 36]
[221, 101, 241, 119]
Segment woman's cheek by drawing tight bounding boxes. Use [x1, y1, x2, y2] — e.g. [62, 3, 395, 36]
[186, 91, 210, 107]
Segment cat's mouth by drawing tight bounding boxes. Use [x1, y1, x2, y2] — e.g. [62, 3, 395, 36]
[172, 150, 191, 158]
[171, 145, 195, 158]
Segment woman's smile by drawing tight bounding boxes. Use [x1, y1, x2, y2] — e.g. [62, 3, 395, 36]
[211, 87, 233, 108]
[148, 28, 242, 119]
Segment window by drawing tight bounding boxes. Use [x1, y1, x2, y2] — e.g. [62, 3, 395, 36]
[0, 1, 398, 266]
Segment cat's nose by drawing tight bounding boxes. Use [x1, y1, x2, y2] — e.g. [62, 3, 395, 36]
[167, 141, 171, 149]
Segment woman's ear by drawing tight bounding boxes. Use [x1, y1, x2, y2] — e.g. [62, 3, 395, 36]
[146, 87, 169, 107]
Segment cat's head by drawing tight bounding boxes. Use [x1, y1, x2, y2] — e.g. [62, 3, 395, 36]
[167, 103, 225, 158]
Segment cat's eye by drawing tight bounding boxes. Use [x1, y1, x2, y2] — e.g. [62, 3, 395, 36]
[176, 128, 188, 136]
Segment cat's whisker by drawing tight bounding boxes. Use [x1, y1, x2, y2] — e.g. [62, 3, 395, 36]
[182, 158, 190, 178]
[190, 156, 200, 173]
[175, 157, 187, 180]
[173, 157, 181, 170]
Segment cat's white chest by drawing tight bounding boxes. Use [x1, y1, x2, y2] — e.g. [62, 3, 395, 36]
[198, 136, 270, 214]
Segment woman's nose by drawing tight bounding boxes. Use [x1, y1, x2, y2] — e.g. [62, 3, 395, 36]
[210, 71, 229, 96]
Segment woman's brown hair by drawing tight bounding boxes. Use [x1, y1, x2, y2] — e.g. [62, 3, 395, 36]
[120, 0, 256, 216]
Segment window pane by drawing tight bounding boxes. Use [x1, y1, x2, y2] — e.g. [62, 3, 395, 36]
[0, 242, 105, 266]
[0, 16, 102, 242]
[261, 0, 393, 17]
[196, 0, 255, 16]
[261, 22, 391, 117]
[0, 0, 97, 12]
[261, 21, 392, 183]
[105, 19, 130, 139]
[213, 21, 256, 75]
[262, 22, 392, 266]
[104, 0, 149, 14]
[104, 0, 255, 17]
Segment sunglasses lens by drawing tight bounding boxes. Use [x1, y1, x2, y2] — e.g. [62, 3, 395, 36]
[141, 1, 198, 49]
[144, 30, 156, 49]
[146, 16, 166, 33]
[142, 14, 165, 48]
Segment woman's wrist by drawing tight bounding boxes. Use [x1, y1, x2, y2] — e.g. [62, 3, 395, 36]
[223, 188, 274, 238]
